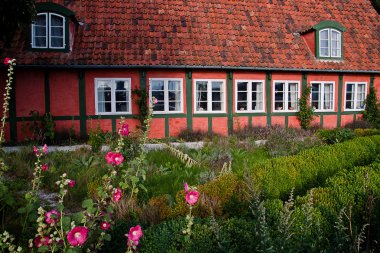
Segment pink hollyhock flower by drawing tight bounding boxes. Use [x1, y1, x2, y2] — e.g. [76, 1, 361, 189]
[67, 226, 89, 247]
[105, 152, 114, 164]
[33, 146, 38, 156]
[112, 152, 124, 166]
[34, 236, 51, 248]
[42, 163, 49, 171]
[68, 180, 76, 188]
[185, 190, 200, 206]
[120, 123, 129, 136]
[153, 97, 158, 105]
[100, 221, 111, 231]
[3, 58, 12, 65]
[112, 188, 122, 202]
[45, 210, 60, 224]
[184, 182, 189, 193]
[43, 144, 48, 154]
[127, 225, 143, 246]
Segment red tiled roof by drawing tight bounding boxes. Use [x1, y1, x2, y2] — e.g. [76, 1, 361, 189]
[4, 0, 380, 71]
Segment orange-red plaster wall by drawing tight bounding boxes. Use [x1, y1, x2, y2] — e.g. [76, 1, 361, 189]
[55, 121, 80, 136]
[252, 116, 267, 127]
[16, 70, 45, 117]
[149, 118, 165, 138]
[272, 116, 285, 126]
[374, 75, 380, 99]
[341, 114, 354, 127]
[234, 116, 249, 130]
[342, 74, 371, 112]
[87, 119, 112, 133]
[302, 31, 315, 55]
[288, 116, 300, 128]
[85, 69, 140, 115]
[169, 118, 187, 136]
[212, 117, 228, 136]
[50, 70, 79, 116]
[323, 115, 338, 128]
[307, 73, 340, 112]
[193, 117, 208, 133]
[116, 118, 140, 133]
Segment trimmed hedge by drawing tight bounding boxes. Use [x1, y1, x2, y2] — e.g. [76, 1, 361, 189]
[248, 136, 379, 199]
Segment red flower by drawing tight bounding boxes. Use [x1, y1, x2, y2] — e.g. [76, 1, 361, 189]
[45, 210, 60, 224]
[105, 152, 124, 166]
[42, 163, 49, 171]
[34, 236, 51, 248]
[119, 123, 129, 136]
[43, 144, 48, 154]
[127, 225, 143, 247]
[68, 180, 76, 188]
[185, 190, 200, 206]
[67, 226, 89, 246]
[33, 146, 39, 156]
[3, 58, 12, 65]
[100, 221, 111, 230]
[112, 188, 122, 202]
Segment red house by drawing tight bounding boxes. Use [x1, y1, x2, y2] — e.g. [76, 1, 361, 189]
[1, 0, 380, 141]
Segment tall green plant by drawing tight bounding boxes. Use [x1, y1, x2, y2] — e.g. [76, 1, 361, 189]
[132, 88, 149, 130]
[297, 85, 314, 129]
[362, 86, 380, 129]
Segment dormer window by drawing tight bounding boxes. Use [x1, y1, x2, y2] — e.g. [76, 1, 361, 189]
[319, 29, 341, 58]
[313, 21, 346, 60]
[31, 3, 77, 51]
[32, 13, 65, 49]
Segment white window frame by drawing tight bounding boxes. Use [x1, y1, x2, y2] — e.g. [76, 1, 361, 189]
[273, 81, 300, 112]
[319, 28, 341, 58]
[95, 78, 132, 115]
[194, 79, 226, 114]
[344, 82, 367, 111]
[31, 12, 66, 49]
[149, 78, 184, 114]
[235, 80, 265, 113]
[310, 81, 335, 112]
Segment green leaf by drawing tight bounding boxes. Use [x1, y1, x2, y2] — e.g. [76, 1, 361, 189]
[82, 199, 94, 209]
[17, 207, 26, 214]
[104, 234, 111, 241]
[62, 216, 71, 231]
[57, 203, 64, 212]
[71, 212, 85, 224]
[38, 246, 49, 252]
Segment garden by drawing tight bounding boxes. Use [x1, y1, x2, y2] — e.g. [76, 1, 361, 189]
[1, 59, 380, 253]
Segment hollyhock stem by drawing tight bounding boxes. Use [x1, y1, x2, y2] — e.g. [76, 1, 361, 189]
[0, 59, 15, 146]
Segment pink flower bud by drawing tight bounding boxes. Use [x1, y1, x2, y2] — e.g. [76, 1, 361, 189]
[3, 58, 12, 65]
[119, 123, 129, 136]
[42, 163, 49, 171]
[68, 180, 76, 188]
[112, 188, 122, 202]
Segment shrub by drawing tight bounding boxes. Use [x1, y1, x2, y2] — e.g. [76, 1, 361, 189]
[248, 136, 378, 199]
[354, 128, 380, 137]
[317, 128, 355, 144]
[297, 84, 315, 129]
[362, 86, 380, 128]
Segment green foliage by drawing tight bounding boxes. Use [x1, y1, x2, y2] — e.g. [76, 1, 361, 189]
[362, 86, 380, 129]
[297, 85, 315, 129]
[0, 0, 36, 47]
[372, 0, 380, 13]
[88, 124, 105, 153]
[354, 128, 380, 137]
[25, 111, 56, 144]
[132, 88, 149, 130]
[317, 128, 355, 144]
[248, 136, 378, 199]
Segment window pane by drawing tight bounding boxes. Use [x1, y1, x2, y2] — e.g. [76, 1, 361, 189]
[151, 80, 164, 90]
[237, 102, 247, 111]
[212, 82, 223, 91]
[169, 101, 181, 111]
[98, 102, 111, 112]
[237, 82, 248, 91]
[311, 83, 321, 109]
[196, 81, 207, 91]
[288, 83, 298, 109]
[152, 91, 164, 101]
[320, 30, 328, 40]
[274, 82, 284, 110]
[51, 37, 64, 48]
[168, 91, 181, 101]
[212, 92, 221, 101]
[116, 102, 128, 112]
[212, 102, 222, 111]
[115, 91, 126, 101]
[168, 81, 180, 90]
[237, 92, 247, 101]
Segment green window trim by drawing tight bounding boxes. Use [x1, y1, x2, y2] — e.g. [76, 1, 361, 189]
[313, 21, 346, 60]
